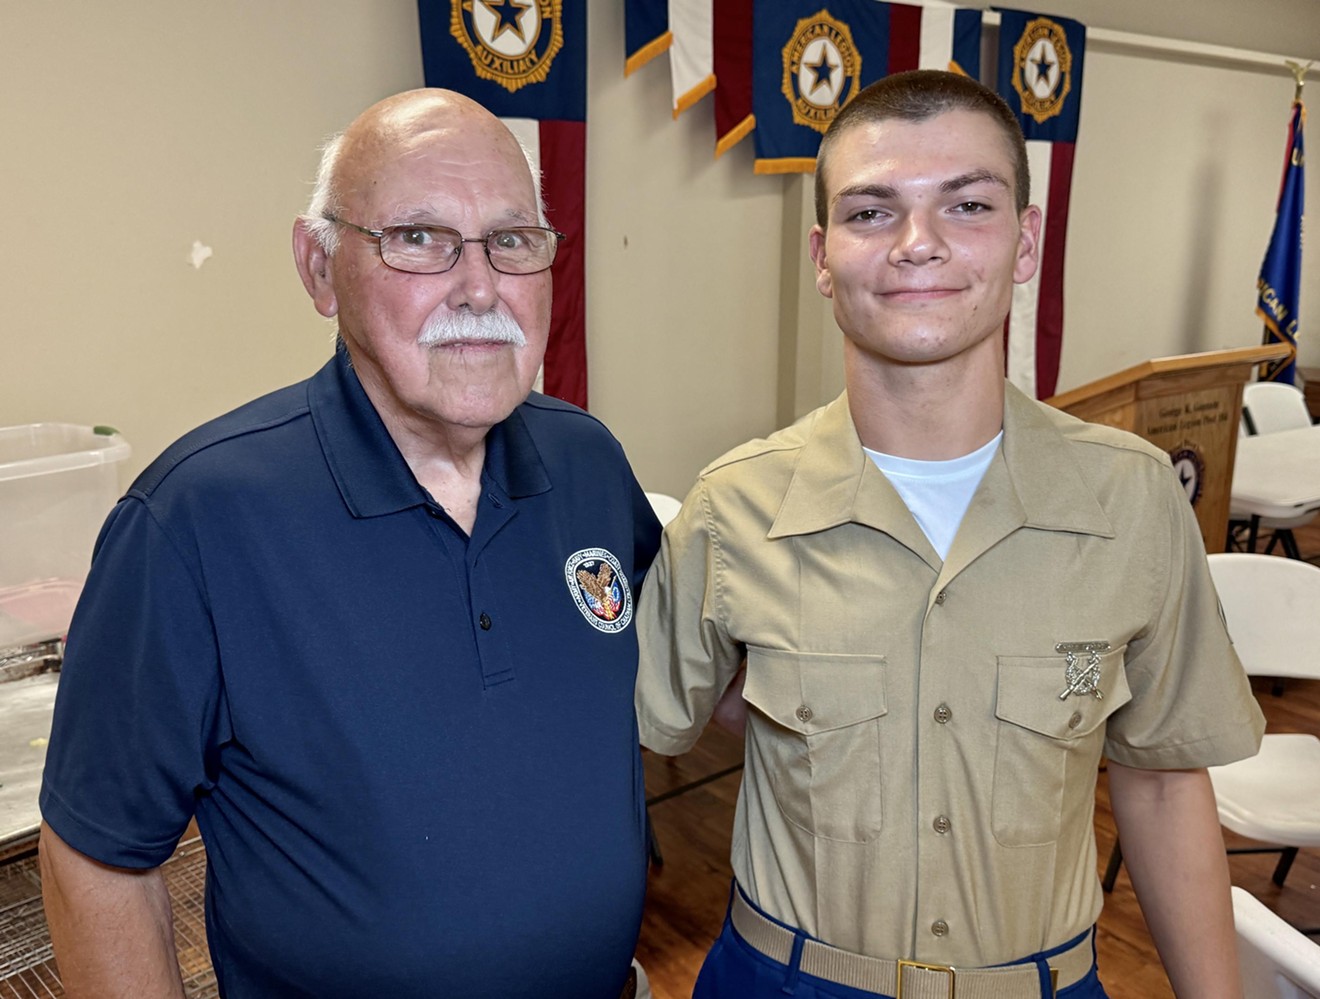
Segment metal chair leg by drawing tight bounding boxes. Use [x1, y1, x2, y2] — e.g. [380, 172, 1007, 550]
[1101, 838, 1123, 893]
[1280, 529, 1302, 560]
[1272, 846, 1299, 887]
[646, 807, 663, 867]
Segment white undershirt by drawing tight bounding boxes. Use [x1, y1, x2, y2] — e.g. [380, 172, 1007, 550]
[863, 432, 1003, 560]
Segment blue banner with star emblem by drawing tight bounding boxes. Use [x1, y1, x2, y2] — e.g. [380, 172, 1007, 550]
[1256, 97, 1305, 385]
[752, 2, 890, 173]
[752, 2, 942, 175]
[994, 8, 1085, 143]
[419, 0, 586, 121]
[994, 8, 1086, 400]
[417, 0, 591, 407]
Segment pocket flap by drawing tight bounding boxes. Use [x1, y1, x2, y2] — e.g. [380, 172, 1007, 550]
[996, 647, 1132, 739]
[743, 647, 887, 735]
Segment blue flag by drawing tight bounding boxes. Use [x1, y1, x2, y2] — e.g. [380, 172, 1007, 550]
[1257, 99, 1306, 385]
[624, 0, 671, 76]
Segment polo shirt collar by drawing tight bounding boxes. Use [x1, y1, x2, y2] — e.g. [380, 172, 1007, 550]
[481, 404, 552, 500]
[309, 344, 551, 518]
[769, 383, 1114, 542]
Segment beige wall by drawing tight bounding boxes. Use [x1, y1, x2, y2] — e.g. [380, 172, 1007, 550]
[1, 1, 1317, 503]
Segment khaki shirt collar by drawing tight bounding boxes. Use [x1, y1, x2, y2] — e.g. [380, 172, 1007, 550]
[769, 383, 1115, 548]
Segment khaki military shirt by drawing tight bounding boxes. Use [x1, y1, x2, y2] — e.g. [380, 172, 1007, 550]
[635, 384, 1264, 968]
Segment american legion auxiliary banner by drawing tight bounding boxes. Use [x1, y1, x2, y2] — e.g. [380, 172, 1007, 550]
[995, 9, 1087, 401]
[749, 2, 983, 174]
[418, 1, 589, 410]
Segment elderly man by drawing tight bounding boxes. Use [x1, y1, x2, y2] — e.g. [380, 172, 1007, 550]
[39, 89, 659, 999]
[636, 71, 1264, 999]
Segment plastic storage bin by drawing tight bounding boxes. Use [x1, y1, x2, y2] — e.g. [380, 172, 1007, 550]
[0, 424, 130, 650]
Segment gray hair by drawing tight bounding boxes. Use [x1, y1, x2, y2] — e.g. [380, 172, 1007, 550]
[298, 129, 549, 257]
[300, 132, 347, 255]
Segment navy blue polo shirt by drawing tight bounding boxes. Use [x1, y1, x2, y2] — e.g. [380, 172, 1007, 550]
[40, 346, 661, 999]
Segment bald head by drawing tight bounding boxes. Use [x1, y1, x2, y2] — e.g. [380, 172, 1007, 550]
[302, 89, 544, 254]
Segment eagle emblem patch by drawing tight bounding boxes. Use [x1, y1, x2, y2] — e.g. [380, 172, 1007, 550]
[565, 548, 633, 634]
[450, 0, 564, 94]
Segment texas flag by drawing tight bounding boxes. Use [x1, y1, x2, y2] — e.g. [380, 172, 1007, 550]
[669, 0, 716, 118]
[624, 0, 716, 119]
[750, 2, 983, 173]
[995, 8, 1087, 400]
[418, 0, 588, 409]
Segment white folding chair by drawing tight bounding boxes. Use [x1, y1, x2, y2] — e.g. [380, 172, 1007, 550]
[1103, 555, 1320, 905]
[1234, 886, 1320, 998]
[1209, 555, 1320, 894]
[644, 491, 682, 528]
[1233, 383, 1317, 558]
[1243, 382, 1314, 436]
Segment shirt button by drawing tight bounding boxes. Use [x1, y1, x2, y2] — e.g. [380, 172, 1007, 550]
[934, 704, 953, 724]
[933, 815, 951, 835]
[1068, 711, 1083, 730]
[795, 705, 813, 723]
[931, 920, 949, 937]
[479, 612, 492, 631]
[934, 589, 948, 605]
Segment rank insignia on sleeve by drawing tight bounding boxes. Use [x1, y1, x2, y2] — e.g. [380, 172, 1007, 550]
[565, 548, 633, 633]
[1056, 641, 1110, 700]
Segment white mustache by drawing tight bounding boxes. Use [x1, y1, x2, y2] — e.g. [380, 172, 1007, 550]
[417, 309, 528, 348]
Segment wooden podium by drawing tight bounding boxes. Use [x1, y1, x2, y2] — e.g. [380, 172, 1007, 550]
[1045, 344, 1293, 553]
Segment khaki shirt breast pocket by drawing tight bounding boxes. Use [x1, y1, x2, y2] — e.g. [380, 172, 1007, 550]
[742, 647, 888, 844]
[992, 647, 1132, 847]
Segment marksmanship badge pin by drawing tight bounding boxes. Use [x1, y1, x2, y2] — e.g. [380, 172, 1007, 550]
[1056, 641, 1110, 700]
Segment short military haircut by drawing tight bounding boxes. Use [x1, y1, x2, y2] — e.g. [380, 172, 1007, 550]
[814, 69, 1031, 227]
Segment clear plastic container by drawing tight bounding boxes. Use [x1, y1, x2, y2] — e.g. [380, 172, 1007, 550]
[0, 424, 130, 649]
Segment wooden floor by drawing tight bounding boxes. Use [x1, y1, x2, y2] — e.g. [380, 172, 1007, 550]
[636, 520, 1320, 999]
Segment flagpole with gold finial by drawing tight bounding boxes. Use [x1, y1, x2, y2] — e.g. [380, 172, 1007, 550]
[1285, 59, 1312, 103]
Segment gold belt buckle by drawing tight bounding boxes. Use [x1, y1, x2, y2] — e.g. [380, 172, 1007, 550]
[896, 958, 956, 999]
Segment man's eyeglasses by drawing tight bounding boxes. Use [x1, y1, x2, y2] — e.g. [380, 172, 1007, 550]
[323, 214, 565, 276]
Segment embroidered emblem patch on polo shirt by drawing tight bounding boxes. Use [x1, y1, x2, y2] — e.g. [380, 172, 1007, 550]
[565, 548, 633, 633]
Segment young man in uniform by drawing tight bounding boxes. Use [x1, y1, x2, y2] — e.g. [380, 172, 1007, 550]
[636, 70, 1262, 999]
